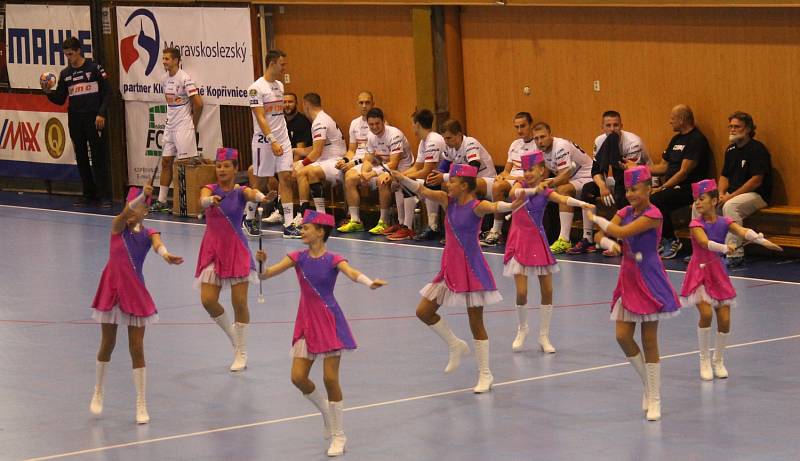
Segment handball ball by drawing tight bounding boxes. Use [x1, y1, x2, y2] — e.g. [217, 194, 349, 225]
[40, 72, 57, 89]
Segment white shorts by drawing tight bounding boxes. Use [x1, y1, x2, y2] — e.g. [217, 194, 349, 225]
[480, 177, 495, 200]
[569, 176, 592, 195]
[162, 128, 197, 159]
[316, 158, 344, 185]
[353, 163, 382, 191]
[252, 140, 293, 177]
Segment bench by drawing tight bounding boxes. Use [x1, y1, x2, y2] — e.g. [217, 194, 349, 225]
[673, 205, 800, 251]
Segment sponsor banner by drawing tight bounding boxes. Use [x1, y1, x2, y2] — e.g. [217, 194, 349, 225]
[125, 101, 222, 186]
[0, 93, 78, 181]
[5, 4, 93, 90]
[116, 7, 254, 106]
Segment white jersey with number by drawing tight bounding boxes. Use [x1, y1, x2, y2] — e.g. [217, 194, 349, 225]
[162, 69, 198, 131]
[543, 137, 592, 180]
[593, 130, 651, 165]
[349, 116, 370, 160]
[443, 136, 496, 178]
[416, 131, 447, 164]
[247, 77, 290, 146]
[311, 110, 346, 161]
[507, 138, 538, 177]
[366, 125, 413, 171]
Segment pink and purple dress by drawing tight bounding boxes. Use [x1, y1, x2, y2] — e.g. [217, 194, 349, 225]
[610, 205, 681, 322]
[421, 197, 502, 307]
[92, 227, 160, 327]
[680, 216, 737, 308]
[195, 184, 257, 288]
[503, 185, 559, 277]
[288, 250, 357, 359]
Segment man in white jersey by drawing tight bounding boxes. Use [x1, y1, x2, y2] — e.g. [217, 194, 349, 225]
[570, 110, 650, 255]
[247, 50, 299, 238]
[530, 122, 593, 254]
[149, 48, 203, 212]
[333, 92, 374, 230]
[480, 112, 538, 246]
[293, 93, 347, 215]
[427, 119, 496, 198]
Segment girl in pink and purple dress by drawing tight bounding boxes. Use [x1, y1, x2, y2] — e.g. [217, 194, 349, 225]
[505, 151, 594, 354]
[681, 179, 781, 381]
[390, 164, 523, 394]
[196, 147, 272, 372]
[90, 185, 184, 424]
[255, 210, 385, 457]
[589, 165, 680, 422]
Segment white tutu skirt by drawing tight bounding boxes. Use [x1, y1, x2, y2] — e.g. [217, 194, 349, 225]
[502, 259, 559, 277]
[420, 281, 502, 308]
[610, 299, 680, 323]
[291, 338, 350, 361]
[680, 285, 737, 309]
[194, 263, 259, 290]
[92, 305, 158, 327]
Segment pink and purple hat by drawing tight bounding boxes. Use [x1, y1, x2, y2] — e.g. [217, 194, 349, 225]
[624, 165, 652, 188]
[216, 147, 239, 162]
[520, 150, 545, 171]
[449, 163, 478, 178]
[302, 209, 335, 227]
[692, 179, 717, 199]
[126, 187, 152, 206]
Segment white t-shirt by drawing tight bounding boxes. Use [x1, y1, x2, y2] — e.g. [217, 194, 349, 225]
[247, 77, 290, 146]
[593, 130, 651, 165]
[349, 116, 370, 160]
[162, 69, 198, 131]
[543, 137, 592, 180]
[506, 137, 538, 177]
[443, 135, 496, 178]
[366, 125, 413, 171]
[415, 131, 447, 164]
[311, 110, 346, 161]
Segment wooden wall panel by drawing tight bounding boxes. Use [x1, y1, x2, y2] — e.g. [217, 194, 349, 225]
[271, 5, 418, 140]
[460, 7, 800, 205]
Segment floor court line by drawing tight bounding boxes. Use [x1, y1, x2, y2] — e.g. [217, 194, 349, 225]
[24, 332, 800, 461]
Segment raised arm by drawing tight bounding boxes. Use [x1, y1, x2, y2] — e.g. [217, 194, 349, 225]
[336, 261, 387, 289]
[111, 185, 153, 234]
[589, 210, 660, 239]
[150, 233, 184, 265]
[389, 170, 448, 207]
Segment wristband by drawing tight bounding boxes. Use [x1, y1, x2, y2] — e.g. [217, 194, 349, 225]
[706, 241, 729, 254]
[302, 157, 313, 166]
[442, 173, 450, 182]
[744, 229, 763, 241]
[157, 246, 169, 257]
[356, 273, 374, 287]
[592, 215, 611, 232]
[200, 196, 216, 208]
[128, 192, 145, 209]
[399, 177, 421, 193]
[598, 237, 620, 253]
[266, 133, 277, 144]
[254, 191, 266, 202]
[496, 201, 512, 213]
[566, 197, 587, 208]
[515, 188, 539, 198]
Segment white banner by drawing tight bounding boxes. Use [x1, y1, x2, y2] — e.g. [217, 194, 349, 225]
[5, 4, 93, 90]
[116, 6, 254, 106]
[125, 101, 222, 186]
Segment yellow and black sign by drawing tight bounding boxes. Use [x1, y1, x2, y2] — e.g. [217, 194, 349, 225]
[44, 117, 66, 159]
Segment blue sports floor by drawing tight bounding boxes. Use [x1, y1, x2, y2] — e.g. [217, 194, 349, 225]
[1, 194, 800, 461]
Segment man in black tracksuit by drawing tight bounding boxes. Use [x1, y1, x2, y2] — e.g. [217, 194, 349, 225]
[43, 37, 112, 207]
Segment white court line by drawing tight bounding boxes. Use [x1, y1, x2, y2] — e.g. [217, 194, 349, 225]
[2, 204, 798, 286]
[24, 333, 800, 461]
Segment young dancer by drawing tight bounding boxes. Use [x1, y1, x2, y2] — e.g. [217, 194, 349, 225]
[196, 147, 273, 372]
[90, 185, 184, 424]
[681, 179, 781, 380]
[390, 164, 522, 393]
[505, 151, 594, 353]
[589, 165, 681, 421]
[255, 210, 386, 456]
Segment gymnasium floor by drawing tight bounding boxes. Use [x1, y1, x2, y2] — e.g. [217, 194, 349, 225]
[2, 193, 799, 461]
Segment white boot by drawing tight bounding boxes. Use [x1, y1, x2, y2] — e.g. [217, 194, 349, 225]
[133, 367, 149, 424]
[512, 304, 529, 352]
[645, 362, 661, 421]
[90, 360, 108, 415]
[473, 339, 494, 393]
[230, 322, 248, 372]
[627, 353, 649, 413]
[327, 401, 346, 457]
[713, 332, 729, 379]
[304, 389, 332, 440]
[538, 304, 556, 353]
[428, 318, 469, 373]
[213, 311, 236, 347]
[697, 327, 713, 381]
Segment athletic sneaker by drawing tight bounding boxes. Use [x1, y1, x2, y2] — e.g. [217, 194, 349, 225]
[550, 237, 572, 254]
[479, 230, 502, 247]
[243, 219, 260, 237]
[415, 226, 440, 241]
[369, 220, 389, 235]
[262, 208, 282, 224]
[660, 238, 683, 259]
[602, 248, 620, 257]
[657, 238, 668, 254]
[566, 238, 597, 255]
[291, 214, 304, 228]
[726, 256, 745, 268]
[149, 200, 170, 213]
[337, 220, 365, 233]
[387, 226, 415, 241]
[283, 224, 302, 239]
[381, 224, 402, 236]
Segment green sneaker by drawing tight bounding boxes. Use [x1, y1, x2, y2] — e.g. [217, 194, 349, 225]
[550, 237, 572, 254]
[149, 200, 170, 213]
[369, 220, 389, 235]
[337, 219, 365, 233]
